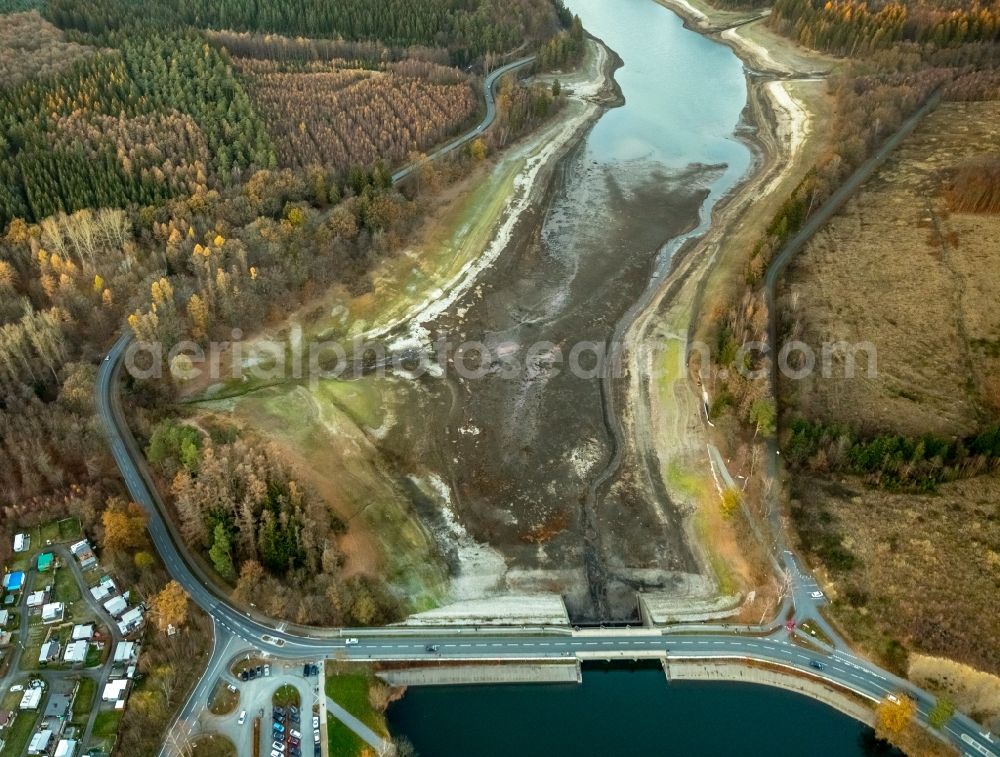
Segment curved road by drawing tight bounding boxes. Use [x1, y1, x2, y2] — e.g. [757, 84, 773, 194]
[95, 76, 996, 755]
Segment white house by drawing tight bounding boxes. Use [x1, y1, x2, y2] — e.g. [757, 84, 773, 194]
[102, 679, 129, 704]
[27, 729, 53, 755]
[103, 595, 127, 618]
[54, 739, 78, 757]
[68, 540, 96, 569]
[26, 591, 46, 609]
[112, 641, 137, 665]
[13, 533, 29, 553]
[90, 584, 111, 602]
[41, 602, 64, 624]
[38, 641, 60, 664]
[63, 640, 88, 664]
[0, 609, 9, 626]
[19, 688, 42, 710]
[117, 606, 144, 635]
[71, 624, 93, 641]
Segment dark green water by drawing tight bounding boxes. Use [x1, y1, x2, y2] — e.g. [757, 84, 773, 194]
[387, 665, 899, 756]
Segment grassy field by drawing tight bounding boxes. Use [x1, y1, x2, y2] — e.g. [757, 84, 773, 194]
[325, 665, 390, 757]
[327, 664, 390, 730]
[72, 677, 96, 726]
[206, 381, 450, 610]
[92, 709, 123, 738]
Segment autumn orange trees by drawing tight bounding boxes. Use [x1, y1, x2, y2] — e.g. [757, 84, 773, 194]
[772, 0, 1000, 55]
[151, 579, 190, 632]
[101, 498, 148, 552]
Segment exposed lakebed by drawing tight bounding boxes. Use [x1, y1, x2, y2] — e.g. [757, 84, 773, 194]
[381, 0, 753, 619]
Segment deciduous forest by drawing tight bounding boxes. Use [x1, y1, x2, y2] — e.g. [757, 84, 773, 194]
[0, 0, 576, 747]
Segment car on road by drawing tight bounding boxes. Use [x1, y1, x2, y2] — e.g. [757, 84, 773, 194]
[809, 590, 824, 599]
[344, 638, 359, 645]
[809, 660, 825, 670]
[237, 710, 247, 725]
[425, 644, 440, 653]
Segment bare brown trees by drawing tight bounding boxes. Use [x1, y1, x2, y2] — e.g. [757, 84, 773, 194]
[242, 60, 478, 173]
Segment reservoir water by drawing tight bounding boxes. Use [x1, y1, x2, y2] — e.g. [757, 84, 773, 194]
[388, 664, 896, 756]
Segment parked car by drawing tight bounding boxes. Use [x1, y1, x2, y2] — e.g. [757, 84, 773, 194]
[239, 670, 248, 681]
[271, 740, 285, 752]
[290, 729, 301, 740]
[312, 716, 320, 730]
[237, 710, 247, 725]
[273, 721, 285, 733]
[270, 751, 282, 757]
[264, 664, 271, 677]
[255, 665, 263, 677]
[303, 663, 311, 676]
[289, 737, 301, 748]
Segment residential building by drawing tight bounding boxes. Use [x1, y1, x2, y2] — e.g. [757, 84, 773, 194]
[117, 606, 144, 635]
[20, 688, 43, 710]
[103, 595, 127, 618]
[28, 729, 53, 755]
[55, 739, 78, 757]
[26, 590, 47, 609]
[36, 553, 54, 572]
[13, 533, 29, 553]
[69, 540, 97, 570]
[101, 679, 129, 705]
[0, 609, 9, 626]
[112, 641, 137, 665]
[71, 624, 93, 641]
[63, 640, 88, 664]
[38, 640, 60, 664]
[41, 602, 64, 624]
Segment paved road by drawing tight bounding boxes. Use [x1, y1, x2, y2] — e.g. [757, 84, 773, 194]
[390, 56, 535, 183]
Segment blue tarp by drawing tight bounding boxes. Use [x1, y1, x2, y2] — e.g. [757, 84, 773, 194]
[3, 571, 25, 591]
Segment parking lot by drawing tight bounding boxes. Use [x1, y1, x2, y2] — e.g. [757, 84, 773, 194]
[206, 658, 323, 757]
